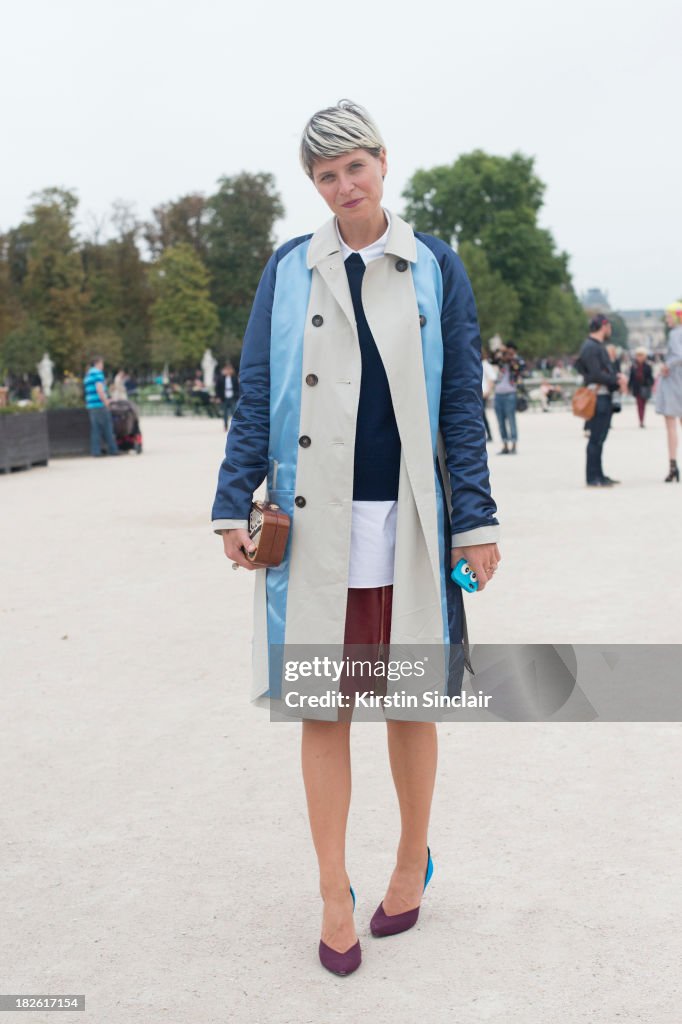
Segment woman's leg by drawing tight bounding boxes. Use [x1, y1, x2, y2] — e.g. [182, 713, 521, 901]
[301, 719, 357, 952]
[636, 395, 645, 426]
[381, 720, 438, 914]
[508, 393, 518, 444]
[664, 416, 678, 461]
[494, 394, 507, 443]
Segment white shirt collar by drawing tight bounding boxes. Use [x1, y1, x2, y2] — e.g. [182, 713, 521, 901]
[335, 209, 391, 265]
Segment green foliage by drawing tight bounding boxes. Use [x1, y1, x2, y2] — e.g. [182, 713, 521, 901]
[81, 209, 152, 373]
[0, 174, 284, 376]
[45, 377, 85, 409]
[523, 286, 588, 357]
[606, 312, 628, 349]
[204, 173, 284, 340]
[403, 150, 578, 357]
[83, 327, 123, 368]
[8, 188, 86, 372]
[0, 402, 42, 414]
[404, 151, 545, 242]
[144, 194, 208, 259]
[0, 317, 48, 376]
[457, 241, 520, 342]
[149, 243, 219, 367]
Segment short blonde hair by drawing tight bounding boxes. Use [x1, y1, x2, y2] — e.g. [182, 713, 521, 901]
[299, 99, 385, 179]
[666, 301, 682, 322]
[634, 346, 649, 357]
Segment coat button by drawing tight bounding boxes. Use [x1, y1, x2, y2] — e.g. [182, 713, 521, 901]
[395, 259, 408, 272]
[419, 314, 427, 327]
[312, 314, 324, 327]
[305, 373, 318, 386]
[295, 495, 306, 508]
[299, 435, 311, 448]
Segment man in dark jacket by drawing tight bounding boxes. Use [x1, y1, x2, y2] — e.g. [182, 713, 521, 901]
[576, 315, 626, 486]
[214, 362, 240, 431]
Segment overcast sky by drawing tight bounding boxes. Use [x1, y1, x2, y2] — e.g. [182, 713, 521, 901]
[3, 0, 680, 311]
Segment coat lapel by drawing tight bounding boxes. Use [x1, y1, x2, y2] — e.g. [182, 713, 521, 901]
[306, 218, 356, 331]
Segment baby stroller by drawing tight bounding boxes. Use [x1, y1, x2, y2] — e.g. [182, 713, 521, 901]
[109, 400, 143, 454]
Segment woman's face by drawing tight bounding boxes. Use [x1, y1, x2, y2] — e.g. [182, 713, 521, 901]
[311, 148, 387, 223]
[665, 313, 677, 329]
[636, 352, 646, 364]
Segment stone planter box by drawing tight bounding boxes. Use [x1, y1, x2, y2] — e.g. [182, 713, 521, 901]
[0, 411, 49, 473]
[47, 408, 90, 457]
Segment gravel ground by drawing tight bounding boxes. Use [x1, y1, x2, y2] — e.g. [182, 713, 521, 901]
[1, 408, 680, 1023]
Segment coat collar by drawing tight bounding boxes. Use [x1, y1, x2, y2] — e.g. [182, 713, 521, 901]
[305, 209, 417, 269]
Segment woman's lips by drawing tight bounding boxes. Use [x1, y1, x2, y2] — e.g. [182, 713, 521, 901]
[342, 198, 363, 208]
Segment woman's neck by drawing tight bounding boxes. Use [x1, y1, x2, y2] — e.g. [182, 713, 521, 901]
[336, 207, 388, 252]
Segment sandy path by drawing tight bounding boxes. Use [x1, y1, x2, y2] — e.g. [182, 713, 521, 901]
[1, 409, 679, 1023]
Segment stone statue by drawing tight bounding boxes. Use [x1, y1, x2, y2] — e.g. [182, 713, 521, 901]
[201, 348, 217, 394]
[37, 352, 54, 397]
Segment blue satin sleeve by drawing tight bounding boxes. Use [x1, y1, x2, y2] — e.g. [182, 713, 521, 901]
[210, 255, 275, 522]
[434, 244, 499, 536]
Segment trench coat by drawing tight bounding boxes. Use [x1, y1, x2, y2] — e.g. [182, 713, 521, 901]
[211, 212, 500, 708]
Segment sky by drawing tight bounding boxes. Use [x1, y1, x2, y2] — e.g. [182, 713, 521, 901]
[3, 0, 680, 311]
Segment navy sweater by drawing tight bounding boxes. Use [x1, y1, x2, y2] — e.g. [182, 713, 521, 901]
[344, 253, 401, 500]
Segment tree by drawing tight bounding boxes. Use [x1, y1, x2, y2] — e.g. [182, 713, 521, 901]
[82, 327, 123, 368]
[144, 194, 208, 260]
[204, 173, 284, 341]
[457, 241, 520, 343]
[81, 202, 152, 372]
[403, 151, 578, 357]
[7, 188, 85, 372]
[524, 286, 588, 357]
[606, 312, 628, 350]
[0, 317, 48, 377]
[149, 243, 219, 368]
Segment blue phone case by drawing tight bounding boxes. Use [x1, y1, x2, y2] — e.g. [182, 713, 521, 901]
[451, 558, 479, 593]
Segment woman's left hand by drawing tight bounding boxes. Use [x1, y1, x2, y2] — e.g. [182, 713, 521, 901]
[451, 543, 501, 592]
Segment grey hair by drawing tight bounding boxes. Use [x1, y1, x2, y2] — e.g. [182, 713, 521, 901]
[299, 99, 385, 178]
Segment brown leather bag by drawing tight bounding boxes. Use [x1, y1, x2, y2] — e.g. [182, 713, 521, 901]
[245, 500, 290, 568]
[572, 386, 597, 420]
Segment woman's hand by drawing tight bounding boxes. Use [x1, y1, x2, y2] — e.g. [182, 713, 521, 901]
[451, 543, 501, 592]
[222, 528, 257, 570]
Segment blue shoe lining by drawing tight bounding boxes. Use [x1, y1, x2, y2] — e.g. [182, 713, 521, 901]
[423, 846, 434, 892]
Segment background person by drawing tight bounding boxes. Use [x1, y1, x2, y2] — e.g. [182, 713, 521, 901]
[481, 350, 498, 441]
[655, 301, 682, 482]
[83, 355, 119, 457]
[210, 100, 500, 978]
[576, 315, 626, 486]
[492, 340, 525, 454]
[110, 369, 128, 401]
[628, 347, 654, 428]
[215, 362, 239, 430]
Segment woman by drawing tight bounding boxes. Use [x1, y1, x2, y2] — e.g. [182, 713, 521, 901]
[655, 302, 682, 481]
[110, 369, 128, 401]
[210, 101, 501, 976]
[492, 342, 524, 453]
[628, 347, 654, 428]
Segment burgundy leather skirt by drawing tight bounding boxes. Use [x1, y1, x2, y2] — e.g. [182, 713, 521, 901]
[339, 585, 393, 699]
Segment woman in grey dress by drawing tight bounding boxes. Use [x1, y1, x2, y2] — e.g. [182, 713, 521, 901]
[655, 302, 682, 482]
